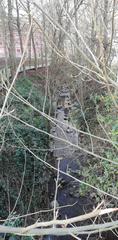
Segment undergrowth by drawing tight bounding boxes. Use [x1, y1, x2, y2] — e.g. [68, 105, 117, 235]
[72, 93, 118, 202]
[0, 77, 50, 220]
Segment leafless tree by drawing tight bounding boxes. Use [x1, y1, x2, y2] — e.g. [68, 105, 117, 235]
[15, 0, 26, 75]
[0, 2, 8, 69]
[27, 0, 37, 71]
[7, 0, 16, 78]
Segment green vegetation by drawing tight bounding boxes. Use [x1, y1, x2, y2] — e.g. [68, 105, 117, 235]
[73, 93, 118, 201]
[0, 77, 50, 219]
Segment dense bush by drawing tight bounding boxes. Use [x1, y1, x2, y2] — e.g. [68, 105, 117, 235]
[0, 77, 50, 220]
[72, 93, 118, 201]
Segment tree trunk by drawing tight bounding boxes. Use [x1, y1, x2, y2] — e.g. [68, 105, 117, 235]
[27, 0, 37, 71]
[31, 30, 37, 71]
[15, 0, 25, 75]
[7, 0, 16, 78]
[103, 0, 109, 62]
[74, 0, 84, 106]
[0, 3, 8, 70]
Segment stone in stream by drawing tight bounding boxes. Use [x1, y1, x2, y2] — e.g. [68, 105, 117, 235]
[57, 105, 63, 110]
[58, 178, 69, 188]
[69, 190, 80, 198]
[66, 127, 73, 133]
[64, 107, 69, 116]
[64, 116, 68, 121]
[52, 128, 56, 133]
[69, 169, 79, 175]
[50, 200, 59, 209]
[68, 181, 80, 198]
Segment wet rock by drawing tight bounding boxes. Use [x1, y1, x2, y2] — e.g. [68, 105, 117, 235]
[64, 116, 68, 120]
[52, 128, 56, 133]
[69, 190, 80, 198]
[69, 184, 80, 198]
[59, 178, 68, 188]
[69, 169, 79, 175]
[57, 105, 63, 109]
[50, 200, 59, 208]
[66, 127, 73, 133]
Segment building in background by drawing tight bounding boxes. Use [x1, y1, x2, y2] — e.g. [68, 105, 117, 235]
[0, 19, 43, 60]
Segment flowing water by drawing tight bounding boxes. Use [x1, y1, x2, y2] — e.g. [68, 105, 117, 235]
[48, 88, 89, 240]
[47, 87, 117, 240]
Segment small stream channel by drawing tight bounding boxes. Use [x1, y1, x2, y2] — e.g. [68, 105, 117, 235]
[47, 87, 90, 240]
[45, 86, 117, 240]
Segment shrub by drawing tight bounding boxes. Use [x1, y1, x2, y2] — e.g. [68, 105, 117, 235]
[0, 77, 50, 220]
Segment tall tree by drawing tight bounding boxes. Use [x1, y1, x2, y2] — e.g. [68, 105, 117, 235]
[103, 0, 109, 62]
[27, 0, 37, 71]
[74, 0, 84, 106]
[0, 2, 8, 69]
[8, 0, 16, 78]
[15, 0, 25, 75]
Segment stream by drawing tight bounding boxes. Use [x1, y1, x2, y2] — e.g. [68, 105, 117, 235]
[48, 87, 89, 240]
[45, 87, 117, 240]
